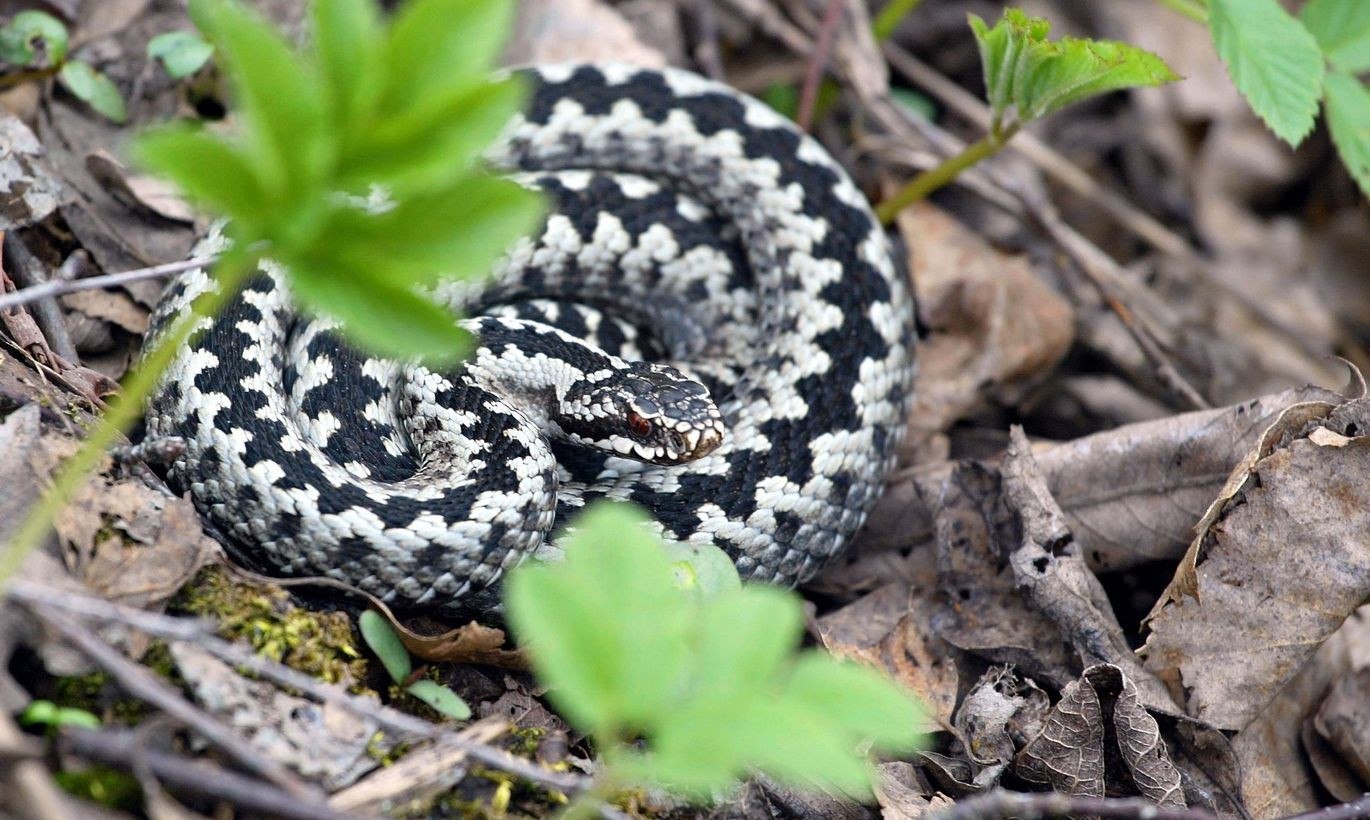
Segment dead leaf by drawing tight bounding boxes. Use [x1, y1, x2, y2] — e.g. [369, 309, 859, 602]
[504, 0, 668, 67]
[60, 288, 151, 335]
[0, 115, 68, 230]
[1313, 668, 1370, 785]
[953, 666, 1048, 788]
[874, 761, 952, 820]
[84, 150, 196, 225]
[1142, 398, 1370, 730]
[816, 583, 957, 732]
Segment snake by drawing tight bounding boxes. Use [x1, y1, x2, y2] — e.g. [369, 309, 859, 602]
[144, 63, 916, 616]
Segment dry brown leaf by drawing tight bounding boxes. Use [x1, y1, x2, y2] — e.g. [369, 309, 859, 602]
[1142, 399, 1370, 730]
[1014, 669, 1106, 796]
[60, 288, 151, 335]
[874, 762, 952, 820]
[816, 583, 956, 732]
[1302, 718, 1365, 803]
[862, 385, 1345, 571]
[504, 0, 668, 67]
[0, 115, 67, 230]
[85, 150, 196, 224]
[1313, 668, 1370, 785]
[953, 666, 1049, 788]
[896, 202, 1073, 458]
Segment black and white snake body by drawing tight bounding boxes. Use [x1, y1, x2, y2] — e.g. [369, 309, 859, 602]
[146, 64, 916, 616]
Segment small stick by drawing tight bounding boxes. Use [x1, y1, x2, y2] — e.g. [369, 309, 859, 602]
[22, 602, 325, 800]
[60, 728, 357, 820]
[1285, 795, 1370, 820]
[1, 234, 80, 363]
[0, 255, 216, 313]
[926, 789, 1219, 820]
[796, 0, 845, 131]
[690, 0, 726, 81]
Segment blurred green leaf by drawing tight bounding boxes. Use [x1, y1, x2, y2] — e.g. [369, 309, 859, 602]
[1324, 71, 1370, 198]
[1300, 0, 1370, 73]
[289, 257, 473, 366]
[58, 61, 127, 123]
[407, 679, 472, 720]
[0, 10, 68, 66]
[506, 502, 691, 741]
[189, 0, 328, 204]
[321, 175, 542, 287]
[130, 126, 268, 226]
[782, 654, 923, 751]
[1208, 0, 1324, 146]
[311, 0, 383, 131]
[890, 87, 936, 121]
[662, 540, 741, 598]
[359, 609, 412, 683]
[691, 586, 801, 698]
[20, 700, 101, 730]
[380, 0, 514, 116]
[147, 31, 214, 78]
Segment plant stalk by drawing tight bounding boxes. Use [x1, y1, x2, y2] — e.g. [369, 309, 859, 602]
[0, 253, 257, 586]
[872, 0, 925, 43]
[1154, 0, 1207, 24]
[875, 122, 1018, 224]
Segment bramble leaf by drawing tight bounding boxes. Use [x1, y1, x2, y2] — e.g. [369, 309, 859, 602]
[58, 61, 128, 123]
[359, 610, 412, 683]
[147, 31, 214, 78]
[1300, 0, 1370, 73]
[0, 10, 67, 66]
[1323, 72, 1370, 198]
[406, 679, 472, 720]
[1208, 0, 1324, 146]
[969, 10, 1177, 128]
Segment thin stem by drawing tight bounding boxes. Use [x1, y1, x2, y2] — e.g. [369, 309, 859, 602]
[872, 0, 925, 42]
[0, 255, 218, 312]
[1155, 0, 1207, 24]
[0, 65, 59, 92]
[875, 122, 1018, 224]
[0, 252, 255, 586]
[796, 0, 844, 132]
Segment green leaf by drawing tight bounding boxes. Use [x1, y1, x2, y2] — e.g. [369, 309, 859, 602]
[58, 61, 127, 123]
[320, 175, 543, 287]
[19, 700, 101, 730]
[1013, 37, 1180, 121]
[1324, 72, 1370, 198]
[407, 679, 472, 720]
[288, 255, 473, 366]
[53, 706, 103, 730]
[340, 75, 527, 195]
[1300, 0, 1370, 73]
[380, 0, 514, 117]
[358, 609, 412, 683]
[691, 586, 801, 698]
[147, 31, 214, 78]
[189, 0, 328, 204]
[781, 654, 923, 752]
[505, 502, 691, 741]
[890, 87, 936, 121]
[130, 126, 268, 225]
[311, 0, 383, 130]
[0, 10, 68, 66]
[1208, 0, 1324, 146]
[969, 10, 1178, 127]
[661, 540, 741, 598]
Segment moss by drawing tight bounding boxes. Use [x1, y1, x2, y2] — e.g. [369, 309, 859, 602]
[171, 565, 368, 688]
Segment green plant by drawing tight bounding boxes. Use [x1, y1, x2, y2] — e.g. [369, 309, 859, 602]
[147, 30, 215, 79]
[19, 699, 102, 731]
[876, 8, 1179, 222]
[1160, 0, 1370, 197]
[0, 10, 126, 122]
[505, 502, 924, 809]
[0, 0, 541, 585]
[359, 610, 471, 720]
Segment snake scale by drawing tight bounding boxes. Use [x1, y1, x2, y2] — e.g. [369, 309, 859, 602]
[145, 64, 917, 616]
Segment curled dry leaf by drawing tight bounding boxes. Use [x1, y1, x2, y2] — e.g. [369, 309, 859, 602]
[1142, 397, 1370, 730]
[1015, 664, 1185, 807]
[875, 761, 953, 820]
[1313, 667, 1370, 786]
[0, 115, 67, 230]
[863, 385, 1345, 571]
[952, 666, 1049, 788]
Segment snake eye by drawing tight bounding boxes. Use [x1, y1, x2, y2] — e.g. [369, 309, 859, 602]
[627, 411, 651, 437]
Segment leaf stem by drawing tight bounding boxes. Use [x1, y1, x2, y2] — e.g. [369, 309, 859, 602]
[0, 64, 59, 91]
[875, 122, 1019, 223]
[0, 252, 257, 586]
[1154, 0, 1207, 24]
[872, 0, 925, 43]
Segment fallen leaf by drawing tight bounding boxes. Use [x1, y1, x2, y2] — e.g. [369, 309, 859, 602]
[1313, 667, 1370, 785]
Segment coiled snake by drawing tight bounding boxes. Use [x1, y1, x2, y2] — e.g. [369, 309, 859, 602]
[145, 64, 916, 616]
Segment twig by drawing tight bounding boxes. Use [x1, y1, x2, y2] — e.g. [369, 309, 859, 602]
[60, 727, 358, 820]
[881, 41, 1198, 261]
[0, 713, 69, 820]
[796, 0, 845, 131]
[926, 790, 1219, 820]
[1, 234, 80, 363]
[20, 601, 325, 800]
[1285, 795, 1370, 820]
[689, 0, 726, 81]
[4, 579, 589, 796]
[0, 255, 216, 313]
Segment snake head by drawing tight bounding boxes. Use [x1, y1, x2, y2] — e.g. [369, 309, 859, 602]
[562, 361, 725, 465]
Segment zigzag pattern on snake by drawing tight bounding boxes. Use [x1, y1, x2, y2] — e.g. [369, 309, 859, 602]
[144, 63, 917, 616]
